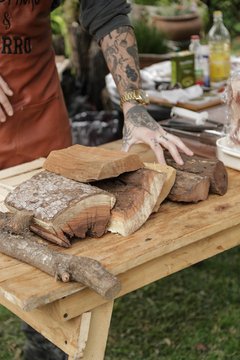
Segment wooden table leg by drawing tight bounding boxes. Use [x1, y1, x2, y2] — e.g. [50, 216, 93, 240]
[0, 294, 114, 360]
[69, 300, 114, 360]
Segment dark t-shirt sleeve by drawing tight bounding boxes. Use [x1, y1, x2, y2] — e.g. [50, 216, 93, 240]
[80, 0, 132, 42]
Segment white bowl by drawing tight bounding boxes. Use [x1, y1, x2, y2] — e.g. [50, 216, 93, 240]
[216, 136, 240, 171]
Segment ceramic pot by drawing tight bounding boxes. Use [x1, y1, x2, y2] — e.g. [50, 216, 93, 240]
[152, 13, 202, 42]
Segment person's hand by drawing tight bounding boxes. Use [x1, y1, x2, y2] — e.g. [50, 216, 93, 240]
[0, 76, 14, 123]
[122, 103, 193, 165]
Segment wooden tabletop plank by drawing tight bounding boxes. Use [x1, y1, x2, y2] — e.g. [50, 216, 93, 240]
[0, 158, 44, 180]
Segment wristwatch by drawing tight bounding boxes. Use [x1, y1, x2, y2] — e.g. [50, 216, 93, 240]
[120, 89, 150, 108]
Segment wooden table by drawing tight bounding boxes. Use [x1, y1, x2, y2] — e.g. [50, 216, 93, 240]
[0, 142, 239, 360]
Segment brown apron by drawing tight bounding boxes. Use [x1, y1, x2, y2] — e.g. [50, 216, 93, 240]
[0, 0, 72, 169]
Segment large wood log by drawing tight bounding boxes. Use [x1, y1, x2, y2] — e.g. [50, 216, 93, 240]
[164, 153, 228, 195]
[43, 144, 143, 182]
[0, 212, 121, 300]
[4, 171, 116, 247]
[168, 170, 210, 203]
[96, 169, 166, 236]
[144, 163, 176, 211]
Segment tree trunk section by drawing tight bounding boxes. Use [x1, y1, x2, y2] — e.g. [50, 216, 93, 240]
[168, 170, 210, 203]
[96, 168, 166, 236]
[4, 171, 115, 247]
[165, 153, 228, 195]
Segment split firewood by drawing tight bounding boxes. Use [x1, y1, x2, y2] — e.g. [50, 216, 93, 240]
[96, 168, 166, 236]
[43, 144, 143, 182]
[168, 170, 210, 203]
[164, 153, 228, 195]
[144, 163, 176, 211]
[4, 171, 116, 247]
[0, 212, 121, 299]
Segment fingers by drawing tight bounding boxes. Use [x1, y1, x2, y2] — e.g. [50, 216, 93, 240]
[0, 76, 13, 97]
[144, 137, 166, 164]
[0, 76, 14, 122]
[165, 132, 194, 156]
[157, 133, 184, 165]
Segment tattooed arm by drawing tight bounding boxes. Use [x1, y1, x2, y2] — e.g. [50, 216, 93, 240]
[100, 26, 193, 165]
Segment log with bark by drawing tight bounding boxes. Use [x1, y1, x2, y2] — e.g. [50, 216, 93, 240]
[143, 163, 176, 211]
[96, 168, 166, 236]
[164, 153, 228, 195]
[168, 170, 210, 203]
[4, 171, 116, 247]
[43, 144, 143, 182]
[0, 212, 121, 300]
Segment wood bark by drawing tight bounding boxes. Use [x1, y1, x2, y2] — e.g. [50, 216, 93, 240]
[0, 211, 121, 300]
[96, 168, 166, 236]
[144, 163, 176, 211]
[43, 144, 143, 182]
[165, 153, 228, 195]
[4, 171, 116, 247]
[168, 170, 210, 203]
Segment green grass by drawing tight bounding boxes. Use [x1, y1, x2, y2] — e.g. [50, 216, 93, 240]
[0, 247, 239, 360]
[0, 307, 25, 360]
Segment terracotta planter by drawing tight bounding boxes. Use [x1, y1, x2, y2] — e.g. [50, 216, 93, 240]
[152, 13, 202, 42]
[139, 52, 175, 68]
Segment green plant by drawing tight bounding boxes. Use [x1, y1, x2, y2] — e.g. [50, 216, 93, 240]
[133, 20, 169, 54]
[206, 0, 240, 38]
[51, 7, 70, 56]
[134, 0, 159, 5]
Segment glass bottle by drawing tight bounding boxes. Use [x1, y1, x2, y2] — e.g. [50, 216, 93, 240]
[189, 35, 204, 86]
[208, 10, 231, 84]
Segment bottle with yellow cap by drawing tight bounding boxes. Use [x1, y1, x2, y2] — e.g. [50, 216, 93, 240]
[208, 10, 231, 84]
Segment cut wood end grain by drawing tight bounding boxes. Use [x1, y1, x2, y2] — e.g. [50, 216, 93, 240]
[144, 163, 176, 211]
[168, 170, 210, 203]
[96, 169, 166, 236]
[4, 171, 116, 247]
[43, 144, 144, 182]
[165, 153, 228, 196]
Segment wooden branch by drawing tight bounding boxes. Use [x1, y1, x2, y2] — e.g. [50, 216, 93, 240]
[168, 170, 210, 203]
[165, 153, 228, 195]
[0, 212, 121, 300]
[43, 144, 143, 182]
[4, 171, 116, 247]
[96, 169, 166, 236]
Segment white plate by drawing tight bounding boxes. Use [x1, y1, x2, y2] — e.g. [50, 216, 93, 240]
[216, 136, 240, 170]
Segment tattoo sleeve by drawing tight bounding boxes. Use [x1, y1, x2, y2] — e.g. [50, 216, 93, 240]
[100, 26, 141, 95]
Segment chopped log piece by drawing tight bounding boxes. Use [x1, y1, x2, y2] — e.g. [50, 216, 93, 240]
[144, 163, 176, 211]
[164, 153, 228, 195]
[96, 169, 166, 236]
[4, 171, 116, 247]
[43, 144, 143, 182]
[0, 215, 121, 300]
[168, 170, 210, 203]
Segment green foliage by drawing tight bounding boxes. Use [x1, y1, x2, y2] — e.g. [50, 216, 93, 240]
[0, 307, 25, 359]
[206, 0, 240, 38]
[51, 6, 70, 56]
[133, 20, 169, 54]
[51, 12, 67, 36]
[134, 0, 159, 5]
